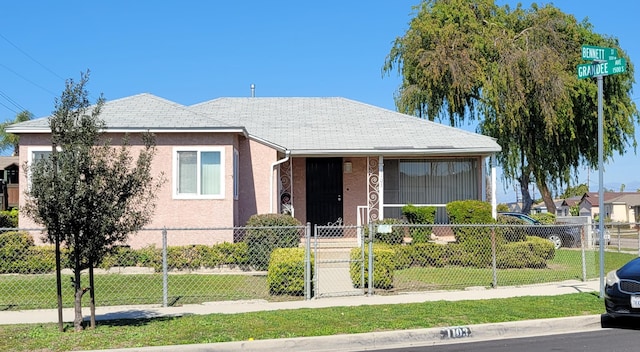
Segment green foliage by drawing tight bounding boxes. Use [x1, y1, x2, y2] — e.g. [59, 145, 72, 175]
[496, 203, 509, 212]
[0, 209, 18, 229]
[22, 72, 165, 329]
[350, 245, 395, 289]
[559, 184, 589, 199]
[244, 214, 302, 271]
[526, 236, 556, 260]
[496, 241, 547, 269]
[410, 243, 446, 267]
[495, 214, 528, 242]
[385, 0, 638, 215]
[0, 110, 32, 155]
[531, 212, 556, 225]
[402, 205, 436, 243]
[446, 200, 495, 225]
[0, 231, 35, 273]
[569, 204, 580, 216]
[402, 204, 436, 224]
[266, 248, 311, 296]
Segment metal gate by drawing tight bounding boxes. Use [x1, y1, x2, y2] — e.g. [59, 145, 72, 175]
[312, 225, 366, 298]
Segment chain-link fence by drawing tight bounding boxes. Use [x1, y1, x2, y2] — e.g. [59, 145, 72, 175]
[0, 226, 308, 310]
[1, 222, 638, 311]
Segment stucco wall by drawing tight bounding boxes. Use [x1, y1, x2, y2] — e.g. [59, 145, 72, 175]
[16, 132, 269, 247]
[236, 138, 279, 226]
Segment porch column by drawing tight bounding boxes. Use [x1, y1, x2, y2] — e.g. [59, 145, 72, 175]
[367, 156, 381, 222]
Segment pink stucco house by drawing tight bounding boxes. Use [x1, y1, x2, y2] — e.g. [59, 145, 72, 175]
[8, 93, 501, 245]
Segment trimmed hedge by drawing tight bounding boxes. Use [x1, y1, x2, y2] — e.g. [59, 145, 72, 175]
[244, 214, 302, 270]
[350, 244, 394, 289]
[402, 204, 436, 243]
[267, 247, 312, 296]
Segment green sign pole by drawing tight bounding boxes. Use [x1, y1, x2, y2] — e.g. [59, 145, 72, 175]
[598, 74, 605, 299]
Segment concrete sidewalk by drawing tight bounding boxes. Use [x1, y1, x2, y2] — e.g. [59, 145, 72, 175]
[0, 279, 605, 351]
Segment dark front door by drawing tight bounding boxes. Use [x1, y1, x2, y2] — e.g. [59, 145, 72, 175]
[306, 158, 343, 227]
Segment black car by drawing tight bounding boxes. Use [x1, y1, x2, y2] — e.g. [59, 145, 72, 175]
[497, 212, 580, 249]
[605, 257, 640, 318]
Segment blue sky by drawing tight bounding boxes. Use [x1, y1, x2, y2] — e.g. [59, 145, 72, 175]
[0, 1, 638, 204]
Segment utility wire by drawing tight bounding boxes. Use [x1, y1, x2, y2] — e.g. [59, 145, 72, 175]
[0, 62, 58, 97]
[0, 32, 66, 81]
[0, 90, 27, 112]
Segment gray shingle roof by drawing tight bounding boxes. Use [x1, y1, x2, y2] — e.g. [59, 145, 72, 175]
[191, 97, 500, 156]
[8, 94, 500, 156]
[8, 93, 245, 132]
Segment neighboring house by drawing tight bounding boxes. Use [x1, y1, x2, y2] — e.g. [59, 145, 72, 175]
[532, 199, 573, 216]
[7, 93, 501, 247]
[0, 156, 19, 210]
[579, 192, 640, 223]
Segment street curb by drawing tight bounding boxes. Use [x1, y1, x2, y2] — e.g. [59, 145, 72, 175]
[83, 315, 604, 352]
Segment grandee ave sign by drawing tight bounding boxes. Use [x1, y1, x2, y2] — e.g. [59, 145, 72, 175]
[577, 45, 626, 79]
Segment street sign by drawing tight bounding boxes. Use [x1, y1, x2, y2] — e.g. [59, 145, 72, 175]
[577, 58, 626, 79]
[581, 45, 618, 61]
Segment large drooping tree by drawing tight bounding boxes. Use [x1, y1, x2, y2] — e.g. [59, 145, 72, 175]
[384, 0, 638, 214]
[23, 71, 165, 331]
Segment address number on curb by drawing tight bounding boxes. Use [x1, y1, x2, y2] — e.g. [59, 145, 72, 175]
[440, 326, 472, 339]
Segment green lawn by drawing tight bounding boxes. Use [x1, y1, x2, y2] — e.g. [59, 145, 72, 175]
[0, 292, 605, 352]
[393, 249, 635, 291]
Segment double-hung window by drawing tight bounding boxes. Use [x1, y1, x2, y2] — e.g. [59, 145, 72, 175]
[173, 147, 224, 199]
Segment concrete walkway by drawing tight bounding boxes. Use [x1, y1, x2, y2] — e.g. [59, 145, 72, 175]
[0, 279, 606, 351]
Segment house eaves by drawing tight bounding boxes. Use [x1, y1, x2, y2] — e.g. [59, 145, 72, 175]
[7, 93, 246, 136]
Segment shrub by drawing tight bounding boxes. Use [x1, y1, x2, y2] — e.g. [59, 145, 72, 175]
[244, 214, 302, 270]
[402, 205, 436, 244]
[446, 200, 495, 225]
[0, 231, 34, 274]
[411, 243, 446, 267]
[526, 236, 555, 260]
[531, 212, 556, 225]
[496, 240, 547, 269]
[446, 200, 498, 267]
[350, 244, 394, 289]
[495, 214, 528, 242]
[267, 247, 311, 296]
[0, 209, 18, 229]
[27, 245, 57, 273]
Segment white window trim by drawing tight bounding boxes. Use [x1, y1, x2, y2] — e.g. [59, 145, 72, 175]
[28, 146, 54, 165]
[172, 146, 225, 200]
[233, 148, 239, 200]
[26, 146, 56, 188]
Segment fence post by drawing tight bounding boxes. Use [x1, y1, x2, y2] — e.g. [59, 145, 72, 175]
[162, 228, 168, 307]
[581, 224, 587, 282]
[305, 223, 311, 300]
[491, 226, 497, 288]
[368, 222, 374, 297]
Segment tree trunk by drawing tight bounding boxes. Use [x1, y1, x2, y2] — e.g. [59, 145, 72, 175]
[55, 234, 63, 332]
[518, 173, 533, 214]
[73, 252, 84, 332]
[537, 181, 557, 215]
[89, 263, 96, 329]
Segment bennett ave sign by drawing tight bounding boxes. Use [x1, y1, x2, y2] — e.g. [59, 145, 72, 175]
[581, 45, 618, 61]
[577, 58, 626, 79]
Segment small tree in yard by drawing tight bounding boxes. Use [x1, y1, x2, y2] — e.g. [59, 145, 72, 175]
[23, 71, 164, 332]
